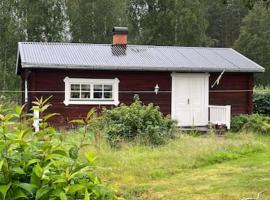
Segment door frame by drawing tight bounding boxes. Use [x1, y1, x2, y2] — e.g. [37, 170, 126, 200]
[171, 73, 209, 126]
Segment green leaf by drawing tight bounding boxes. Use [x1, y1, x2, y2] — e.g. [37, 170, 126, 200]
[66, 184, 85, 194]
[68, 165, 92, 181]
[16, 183, 37, 195]
[18, 129, 30, 140]
[0, 183, 12, 200]
[86, 108, 96, 121]
[12, 167, 25, 175]
[84, 152, 96, 165]
[84, 189, 90, 200]
[33, 165, 43, 178]
[26, 159, 40, 167]
[44, 153, 64, 161]
[43, 113, 59, 121]
[51, 146, 68, 157]
[59, 192, 67, 200]
[3, 114, 14, 122]
[40, 104, 51, 112]
[69, 119, 85, 125]
[35, 187, 50, 200]
[42, 95, 53, 105]
[15, 104, 25, 115]
[12, 188, 28, 199]
[69, 146, 79, 159]
[31, 165, 43, 186]
[0, 114, 4, 121]
[0, 160, 4, 171]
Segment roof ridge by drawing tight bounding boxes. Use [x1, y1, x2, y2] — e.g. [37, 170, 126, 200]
[18, 42, 232, 50]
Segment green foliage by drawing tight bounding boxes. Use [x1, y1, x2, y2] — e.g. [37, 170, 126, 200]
[0, 97, 115, 200]
[128, 0, 211, 46]
[69, 108, 103, 148]
[234, 4, 270, 85]
[224, 0, 270, 9]
[67, 0, 127, 43]
[231, 114, 270, 134]
[253, 88, 270, 116]
[205, 0, 248, 47]
[100, 96, 176, 146]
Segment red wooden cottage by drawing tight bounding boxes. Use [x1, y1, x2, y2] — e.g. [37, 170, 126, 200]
[16, 27, 264, 129]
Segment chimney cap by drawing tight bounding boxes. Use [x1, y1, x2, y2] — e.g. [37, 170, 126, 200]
[113, 27, 128, 35]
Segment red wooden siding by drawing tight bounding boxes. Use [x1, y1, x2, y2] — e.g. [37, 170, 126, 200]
[24, 69, 254, 126]
[209, 73, 253, 116]
[27, 69, 171, 125]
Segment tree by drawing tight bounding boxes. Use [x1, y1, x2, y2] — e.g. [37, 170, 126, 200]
[234, 5, 270, 85]
[67, 0, 127, 43]
[0, 0, 68, 94]
[17, 0, 67, 42]
[224, 0, 270, 9]
[205, 0, 248, 47]
[0, 0, 23, 92]
[128, 0, 211, 46]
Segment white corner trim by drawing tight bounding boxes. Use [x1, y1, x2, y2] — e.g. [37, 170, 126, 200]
[64, 76, 70, 82]
[63, 77, 120, 106]
[24, 80, 28, 103]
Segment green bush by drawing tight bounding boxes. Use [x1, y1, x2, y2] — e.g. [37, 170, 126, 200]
[0, 98, 115, 200]
[231, 114, 270, 134]
[253, 89, 270, 116]
[101, 96, 176, 146]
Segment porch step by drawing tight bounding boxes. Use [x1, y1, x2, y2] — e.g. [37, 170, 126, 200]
[180, 126, 209, 132]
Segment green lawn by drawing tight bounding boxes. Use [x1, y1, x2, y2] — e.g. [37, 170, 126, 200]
[79, 133, 270, 200]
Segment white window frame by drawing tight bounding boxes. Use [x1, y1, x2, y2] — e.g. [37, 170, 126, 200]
[63, 77, 120, 106]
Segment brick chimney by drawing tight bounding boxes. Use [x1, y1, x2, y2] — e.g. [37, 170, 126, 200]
[112, 27, 128, 46]
[112, 27, 128, 56]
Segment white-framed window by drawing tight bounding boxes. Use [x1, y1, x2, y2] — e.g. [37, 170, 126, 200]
[63, 77, 120, 106]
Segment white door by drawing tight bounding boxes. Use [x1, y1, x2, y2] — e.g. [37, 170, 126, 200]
[171, 73, 209, 126]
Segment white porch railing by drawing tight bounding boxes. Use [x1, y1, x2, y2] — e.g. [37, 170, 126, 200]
[209, 105, 231, 129]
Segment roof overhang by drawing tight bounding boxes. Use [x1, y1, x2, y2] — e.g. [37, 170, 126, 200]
[19, 62, 265, 73]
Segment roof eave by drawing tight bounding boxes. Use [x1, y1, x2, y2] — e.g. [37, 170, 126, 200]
[21, 63, 265, 73]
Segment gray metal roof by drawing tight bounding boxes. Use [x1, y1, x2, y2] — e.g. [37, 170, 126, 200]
[16, 42, 265, 74]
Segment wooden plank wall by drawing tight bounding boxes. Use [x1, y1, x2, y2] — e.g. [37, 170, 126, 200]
[25, 69, 254, 126]
[28, 69, 171, 125]
[209, 73, 253, 116]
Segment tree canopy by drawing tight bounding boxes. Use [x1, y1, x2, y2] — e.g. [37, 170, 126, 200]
[0, 0, 269, 93]
[234, 4, 270, 85]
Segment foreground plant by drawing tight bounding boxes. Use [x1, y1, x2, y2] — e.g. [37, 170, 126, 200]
[0, 97, 115, 200]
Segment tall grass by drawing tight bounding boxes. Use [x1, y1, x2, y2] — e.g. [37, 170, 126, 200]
[69, 132, 269, 199]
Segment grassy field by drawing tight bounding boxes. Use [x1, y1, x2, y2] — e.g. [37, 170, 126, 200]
[74, 132, 270, 200]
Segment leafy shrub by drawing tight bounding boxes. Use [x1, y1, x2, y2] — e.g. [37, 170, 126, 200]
[0, 97, 115, 200]
[101, 96, 176, 146]
[231, 114, 270, 134]
[253, 89, 270, 116]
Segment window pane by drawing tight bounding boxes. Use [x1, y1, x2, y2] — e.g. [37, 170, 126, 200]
[81, 84, 90, 91]
[104, 92, 112, 99]
[104, 85, 113, 92]
[81, 92, 90, 99]
[71, 92, 80, 99]
[94, 92, 102, 99]
[94, 85, 102, 91]
[71, 84, 80, 91]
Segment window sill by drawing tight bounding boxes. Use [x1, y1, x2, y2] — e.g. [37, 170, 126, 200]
[63, 100, 119, 106]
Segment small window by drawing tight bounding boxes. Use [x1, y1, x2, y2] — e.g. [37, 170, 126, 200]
[64, 77, 119, 106]
[94, 84, 103, 99]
